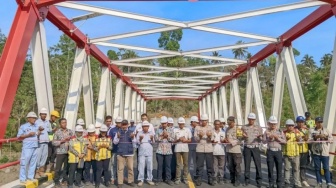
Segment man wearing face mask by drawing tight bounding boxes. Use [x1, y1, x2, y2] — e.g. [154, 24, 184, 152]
[224, 116, 242, 187]
[194, 114, 214, 186]
[262, 116, 285, 188]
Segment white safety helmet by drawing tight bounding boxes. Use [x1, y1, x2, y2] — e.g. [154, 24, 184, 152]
[26, 112, 38, 118]
[268, 116, 278, 124]
[115, 116, 123, 123]
[142, 121, 150, 127]
[178, 117, 185, 124]
[100, 124, 108, 132]
[160, 116, 168, 123]
[87, 124, 95, 133]
[219, 118, 225, 123]
[247, 113, 257, 120]
[76, 118, 85, 125]
[75, 125, 84, 132]
[200, 114, 209, 121]
[285, 119, 295, 125]
[39, 108, 48, 114]
[190, 116, 199, 123]
[168, 117, 174, 124]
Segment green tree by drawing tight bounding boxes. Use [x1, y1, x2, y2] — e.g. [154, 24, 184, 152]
[232, 40, 248, 59]
[320, 53, 332, 68]
[107, 50, 119, 60]
[158, 29, 183, 51]
[301, 54, 316, 71]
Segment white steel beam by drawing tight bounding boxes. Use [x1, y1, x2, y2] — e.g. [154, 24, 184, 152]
[138, 86, 212, 89]
[202, 97, 207, 116]
[128, 70, 174, 75]
[244, 69, 253, 124]
[145, 93, 200, 97]
[271, 55, 285, 122]
[105, 72, 113, 117]
[187, 1, 325, 27]
[212, 91, 219, 120]
[131, 91, 137, 122]
[57, 2, 186, 27]
[97, 42, 181, 55]
[144, 100, 147, 113]
[192, 26, 277, 42]
[181, 62, 245, 70]
[206, 95, 212, 124]
[119, 82, 125, 118]
[147, 96, 198, 100]
[135, 83, 213, 87]
[64, 47, 87, 129]
[125, 74, 228, 80]
[183, 54, 247, 63]
[219, 86, 229, 120]
[232, 78, 243, 125]
[112, 54, 176, 64]
[124, 86, 132, 121]
[31, 21, 54, 117]
[136, 94, 141, 121]
[113, 79, 123, 118]
[250, 67, 267, 128]
[140, 98, 144, 114]
[142, 88, 208, 92]
[229, 82, 235, 117]
[112, 61, 177, 70]
[183, 41, 270, 55]
[82, 55, 95, 125]
[325, 36, 336, 165]
[133, 79, 218, 84]
[71, 12, 103, 22]
[91, 26, 179, 43]
[142, 90, 204, 94]
[95, 66, 110, 130]
[282, 46, 307, 117]
[199, 100, 203, 115]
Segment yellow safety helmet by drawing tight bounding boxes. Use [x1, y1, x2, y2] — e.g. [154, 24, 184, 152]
[51, 110, 60, 118]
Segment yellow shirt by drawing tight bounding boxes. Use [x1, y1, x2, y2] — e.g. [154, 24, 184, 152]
[296, 128, 309, 153]
[95, 137, 112, 161]
[68, 136, 88, 163]
[306, 120, 315, 129]
[283, 130, 300, 157]
[85, 135, 98, 161]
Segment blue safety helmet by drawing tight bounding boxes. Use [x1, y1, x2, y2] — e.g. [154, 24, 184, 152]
[296, 116, 305, 122]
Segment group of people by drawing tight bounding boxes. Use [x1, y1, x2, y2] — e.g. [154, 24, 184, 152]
[17, 109, 333, 188]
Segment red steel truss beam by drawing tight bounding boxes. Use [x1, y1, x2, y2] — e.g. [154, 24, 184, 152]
[47, 5, 144, 98]
[202, 4, 335, 98]
[0, 5, 38, 140]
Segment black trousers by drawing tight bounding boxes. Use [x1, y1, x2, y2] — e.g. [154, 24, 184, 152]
[84, 160, 97, 183]
[243, 147, 262, 185]
[195, 152, 214, 178]
[266, 150, 283, 187]
[171, 145, 177, 180]
[227, 152, 242, 182]
[68, 163, 83, 186]
[96, 159, 110, 186]
[156, 154, 172, 181]
[47, 142, 56, 164]
[300, 152, 309, 181]
[54, 154, 69, 184]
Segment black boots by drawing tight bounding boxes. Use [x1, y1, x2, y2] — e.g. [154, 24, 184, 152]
[194, 176, 202, 186]
[208, 177, 215, 186]
[234, 175, 241, 187]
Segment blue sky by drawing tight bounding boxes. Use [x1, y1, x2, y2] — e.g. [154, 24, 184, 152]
[0, 0, 335, 65]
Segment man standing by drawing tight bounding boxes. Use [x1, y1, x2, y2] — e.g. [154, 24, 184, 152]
[53, 118, 74, 187]
[241, 113, 263, 187]
[136, 113, 155, 134]
[109, 116, 123, 184]
[283, 119, 302, 188]
[17, 112, 41, 183]
[113, 120, 136, 188]
[129, 120, 136, 133]
[173, 117, 192, 184]
[46, 110, 60, 173]
[295, 116, 310, 187]
[305, 111, 315, 167]
[188, 116, 198, 176]
[168, 117, 176, 181]
[263, 116, 285, 188]
[212, 120, 226, 185]
[35, 108, 52, 178]
[155, 116, 174, 185]
[194, 114, 214, 186]
[310, 117, 333, 188]
[224, 116, 242, 187]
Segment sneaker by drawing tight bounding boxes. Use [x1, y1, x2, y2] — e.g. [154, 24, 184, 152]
[327, 184, 332, 188]
[183, 179, 188, 184]
[166, 180, 174, 186]
[175, 180, 181, 185]
[295, 184, 302, 188]
[60, 181, 68, 186]
[117, 184, 123, 188]
[20, 180, 27, 184]
[155, 181, 162, 186]
[147, 181, 155, 185]
[128, 182, 136, 187]
[138, 181, 144, 186]
[302, 181, 309, 187]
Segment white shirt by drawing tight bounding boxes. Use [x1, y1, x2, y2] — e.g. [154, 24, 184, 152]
[135, 123, 155, 134]
[173, 127, 192, 152]
[213, 130, 226, 155]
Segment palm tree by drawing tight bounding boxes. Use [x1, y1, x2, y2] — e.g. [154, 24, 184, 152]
[301, 54, 316, 71]
[320, 53, 332, 68]
[211, 51, 221, 64]
[232, 40, 248, 60]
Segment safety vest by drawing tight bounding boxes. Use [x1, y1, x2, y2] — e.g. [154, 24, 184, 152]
[68, 136, 88, 163]
[306, 120, 315, 129]
[95, 137, 112, 161]
[85, 135, 98, 161]
[48, 121, 57, 141]
[283, 130, 300, 157]
[296, 127, 309, 153]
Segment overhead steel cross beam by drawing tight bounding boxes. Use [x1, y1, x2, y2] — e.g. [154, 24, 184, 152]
[56, 1, 326, 43]
[146, 96, 199, 101]
[46, 5, 145, 98]
[202, 4, 336, 98]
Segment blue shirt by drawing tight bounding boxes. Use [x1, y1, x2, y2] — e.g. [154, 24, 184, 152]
[109, 127, 120, 152]
[17, 122, 39, 149]
[35, 119, 52, 143]
[189, 126, 197, 151]
[128, 125, 136, 133]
